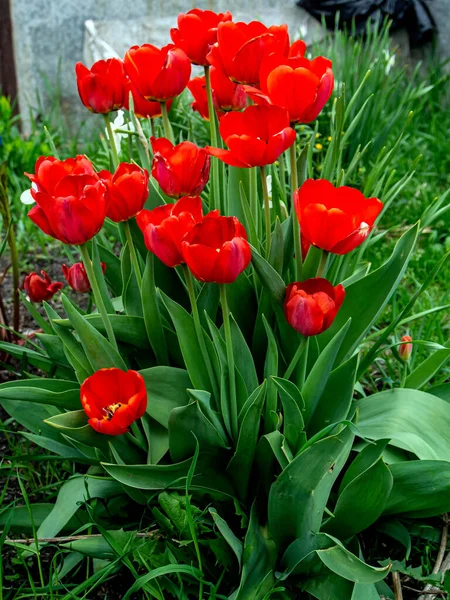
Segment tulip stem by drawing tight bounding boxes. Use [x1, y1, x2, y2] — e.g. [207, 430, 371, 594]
[160, 101, 174, 143]
[316, 250, 329, 278]
[104, 115, 120, 169]
[219, 284, 238, 442]
[289, 143, 303, 280]
[260, 166, 272, 259]
[284, 336, 308, 380]
[124, 220, 142, 288]
[79, 243, 118, 352]
[204, 65, 222, 213]
[183, 266, 220, 403]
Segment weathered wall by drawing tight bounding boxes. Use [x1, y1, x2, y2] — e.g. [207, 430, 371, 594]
[9, 0, 450, 133]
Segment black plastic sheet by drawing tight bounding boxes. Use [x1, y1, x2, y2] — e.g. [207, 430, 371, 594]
[298, 0, 436, 46]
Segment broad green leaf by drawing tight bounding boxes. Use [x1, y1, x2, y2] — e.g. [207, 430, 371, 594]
[317, 536, 390, 583]
[92, 237, 115, 314]
[121, 243, 143, 317]
[405, 346, 450, 389]
[22, 433, 86, 460]
[61, 295, 126, 371]
[307, 353, 359, 436]
[302, 572, 354, 600]
[0, 503, 88, 534]
[35, 476, 123, 543]
[358, 388, 450, 461]
[0, 399, 63, 442]
[235, 504, 277, 600]
[0, 341, 73, 379]
[45, 410, 110, 456]
[250, 244, 286, 305]
[227, 382, 266, 500]
[139, 366, 191, 428]
[230, 316, 258, 395]
[159, 290, 215, 395]
[384, 461, 450, 517]
[429, 382, 450, 402]
[340, 439, 390, 493]
[263, 316, 279, 432]
[142, 414, 169, 464]
[209, 508, 243, 567]
[103, 455, 236, 500]
[319, 223, 419, 363]
[141, 252, 168, 363]
[97, 242, 123, 296]
[0, 379, 80, 411]
[55, 314, 150, 349]
[377, 520, 411, 559]
[272, 377, 305, 454]
[269, 427, 353, 548]
[324, 442, 393, 538]
[303, 319, 351, 425]
[168, 401, 228, 462]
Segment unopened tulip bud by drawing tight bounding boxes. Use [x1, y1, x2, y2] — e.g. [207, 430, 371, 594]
[399, 335, 413, 362]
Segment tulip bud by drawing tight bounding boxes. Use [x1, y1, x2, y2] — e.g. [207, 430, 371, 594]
[23, 270, 63, 303]
[399, 335, 413, 362]
[62, 262, 106, 293]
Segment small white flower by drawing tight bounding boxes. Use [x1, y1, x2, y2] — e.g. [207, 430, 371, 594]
[20, 182, 37, 205]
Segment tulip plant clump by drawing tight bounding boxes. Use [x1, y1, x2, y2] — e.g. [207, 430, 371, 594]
[2, 9, 450, 600]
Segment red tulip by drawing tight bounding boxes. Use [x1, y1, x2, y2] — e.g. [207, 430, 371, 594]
[188, 77, 210, 119]
[151, 137, 210, 198]
[188, 68, 246, 120]
[99, 162, 149, 222]
[207, 104, 296, 168]
[207, 21, 289, 85]
[23, 270, 63, 302]
[75, 58, 126, 114]
[81, 368, 147, 436]
[294, 179, 383, 255]
[124, 44, 191, 102]
[182, 213, 251, 283]
[25, 155, 95, 196]
[124, 78, 172, 119]
[285, 278, 345, 337]
[244, 43, 334, 123]
[62, 262, 106, 293]
[399, 335, 413, 362]
[137, 196, 204, 268]
[28, 174, 109, 245]
[170, 9, 232, 66]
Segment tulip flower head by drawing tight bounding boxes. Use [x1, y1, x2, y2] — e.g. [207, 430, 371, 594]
[124, 77, 172, 119]
[23, 270, 63, 303]
[207, 20, 289, 85]
[62, 262, 106, 293]
[170, 9, 232, 66]
[285, 278, 345, 337]
[207, 104, 296, 168]
[137, 196, 204, 268]
[99, 162, 149, 223]
[188, 68, 246, 120]
[75, 58, 126, 114]
[151, 137, 211, 198]
[124, 44, 191, 102]
[294, 179, 383, 255]
[244, 43, 334, 123]
[182, 213, 251, 284]
[28, 174, 109, 245]
[81, 368, 147, 436]
[399, 335, 413, 362]
[25, 155, 95, 196]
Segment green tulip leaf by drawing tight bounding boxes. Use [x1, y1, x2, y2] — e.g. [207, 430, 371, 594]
[0, 378, 80, 411]
[139, 366, 191, 428]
